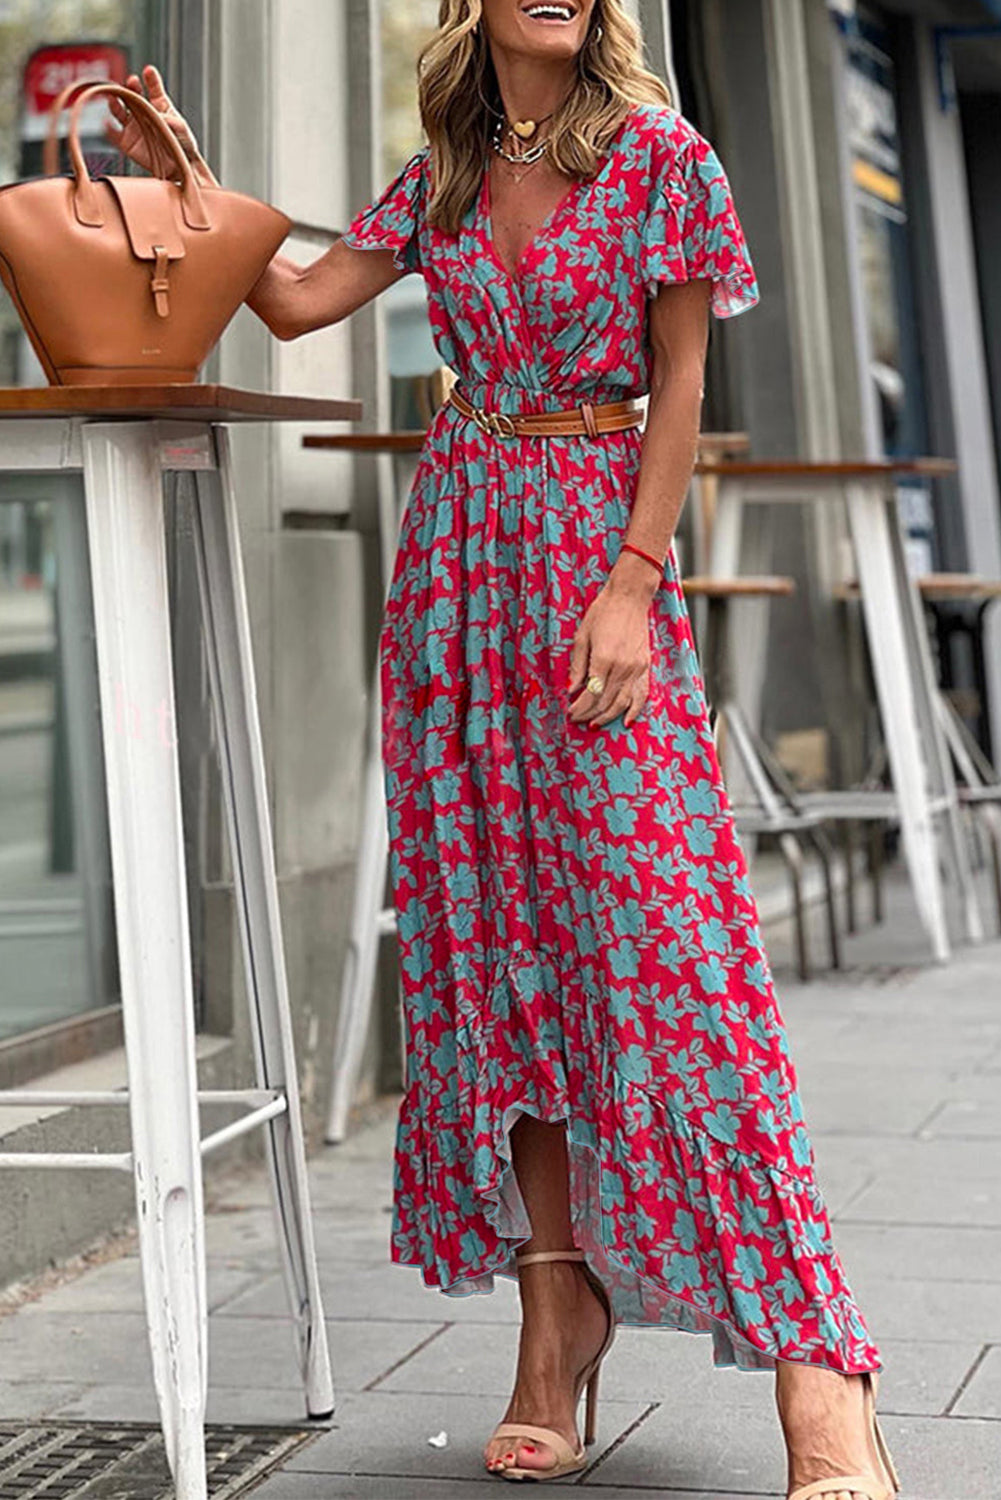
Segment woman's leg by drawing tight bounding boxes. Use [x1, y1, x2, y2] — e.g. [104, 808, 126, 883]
[776, 1364, 886, 1500]
[483, 1115, 611, 1476]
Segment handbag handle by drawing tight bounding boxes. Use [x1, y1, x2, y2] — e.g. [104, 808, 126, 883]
[62, 82, 210, 231]
[44, 78, 185, 186]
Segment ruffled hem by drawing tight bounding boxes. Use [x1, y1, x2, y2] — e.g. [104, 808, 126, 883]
[340, 230, 417, 275]
[389, 960, 881, 1377]
[391, 1088, 881, 1375]
[639, 114, 761, 319]
[339, 145, 428, 276]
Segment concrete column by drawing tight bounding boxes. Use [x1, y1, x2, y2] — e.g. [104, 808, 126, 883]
[907, 21, 1001, 752]
[637, 0, 681, 103]
[762, 0, 840, 461]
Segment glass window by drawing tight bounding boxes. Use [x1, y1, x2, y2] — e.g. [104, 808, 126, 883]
[380, 0, 438, 180]
[0, 0, 169, 1055]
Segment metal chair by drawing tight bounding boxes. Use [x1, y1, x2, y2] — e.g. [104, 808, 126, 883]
[683, 574, 842, 981]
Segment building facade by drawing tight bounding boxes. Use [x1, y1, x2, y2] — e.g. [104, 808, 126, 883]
[0, 0, 998, 1280]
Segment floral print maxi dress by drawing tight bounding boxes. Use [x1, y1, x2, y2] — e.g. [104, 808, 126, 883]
[342, 102, 881, 1375]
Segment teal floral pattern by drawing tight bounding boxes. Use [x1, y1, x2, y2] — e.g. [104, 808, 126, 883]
[342, 103, 880, 1374]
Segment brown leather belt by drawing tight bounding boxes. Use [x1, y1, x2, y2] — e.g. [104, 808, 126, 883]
[446, 386, 644, 439]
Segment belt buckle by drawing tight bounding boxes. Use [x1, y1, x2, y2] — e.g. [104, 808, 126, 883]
[471, 403, 516, 438]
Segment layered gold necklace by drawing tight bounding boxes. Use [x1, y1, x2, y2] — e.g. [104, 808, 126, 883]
[491, 115, 550, 183]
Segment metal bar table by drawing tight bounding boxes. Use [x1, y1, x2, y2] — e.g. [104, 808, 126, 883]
[0, 385, 360, 1500]
[698, 457, 982, 962]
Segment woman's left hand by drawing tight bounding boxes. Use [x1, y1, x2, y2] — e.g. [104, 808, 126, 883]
[567, 554, 660, 729]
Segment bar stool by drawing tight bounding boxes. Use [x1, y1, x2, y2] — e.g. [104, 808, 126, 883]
[697, 459, 982, 961]
[917, 574, 1001, 757]
[0, 386, 359, 1500]
[837, 573, 1001, 932]
[682, 575, 841, 982]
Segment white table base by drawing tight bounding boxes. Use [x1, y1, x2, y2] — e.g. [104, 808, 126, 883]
[0, 418, 333, 1500]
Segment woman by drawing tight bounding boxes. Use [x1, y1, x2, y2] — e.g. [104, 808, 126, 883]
[111, 7, 898, 1497]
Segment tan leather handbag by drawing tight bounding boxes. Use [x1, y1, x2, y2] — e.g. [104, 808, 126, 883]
[0, 81, 291, 385]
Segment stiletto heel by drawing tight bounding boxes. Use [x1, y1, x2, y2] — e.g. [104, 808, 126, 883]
[485, 1248, 615, 1482]
[583, 1365, 599, 1446]
[787, 1370, 901, 1500]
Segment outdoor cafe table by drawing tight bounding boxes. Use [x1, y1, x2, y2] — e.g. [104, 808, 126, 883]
[693, 457, 982, 963]
[0, 385, 361, 1500]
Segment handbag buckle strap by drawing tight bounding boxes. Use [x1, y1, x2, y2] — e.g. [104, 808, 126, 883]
[150, 246, 171, 319]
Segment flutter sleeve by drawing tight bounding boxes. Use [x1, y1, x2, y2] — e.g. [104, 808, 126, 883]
[340, 145, 429, 276]
[641, 118, 760, 319]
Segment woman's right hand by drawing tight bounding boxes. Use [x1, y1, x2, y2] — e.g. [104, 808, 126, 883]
[104, 64, 214, 184]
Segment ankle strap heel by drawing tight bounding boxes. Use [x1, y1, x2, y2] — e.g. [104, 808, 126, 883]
[515, 1249, 586, 1267]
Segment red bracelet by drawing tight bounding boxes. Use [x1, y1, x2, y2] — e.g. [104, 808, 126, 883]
[620, 541, 665, 575]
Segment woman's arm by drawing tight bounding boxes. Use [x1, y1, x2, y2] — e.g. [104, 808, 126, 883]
[618, 278, 710, 579]
[567, 278, 711, 728]
[106, 64, 406, 340]
[244, 241, 406, 341]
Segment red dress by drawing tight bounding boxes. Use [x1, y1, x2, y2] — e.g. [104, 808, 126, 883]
[342, 102, 881, 1375]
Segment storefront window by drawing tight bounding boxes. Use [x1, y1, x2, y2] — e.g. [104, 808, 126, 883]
[0, 1, 168, 1055]
[380, 0, 437, 180]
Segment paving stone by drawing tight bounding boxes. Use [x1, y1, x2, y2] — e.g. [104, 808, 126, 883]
[951, 1345, 1001, 1418]
[280, 1389, 650, 1482]
[0, 1310, 153, 1384]
[831, 1222, 1001, 1284]
[214, 1263, 521, 1326]
[846, 1276, 1001, 1344]
[871, 1338, 986, 1417]
[208, 1316, 445, 1392]
[49, 1380, 159, 1422]
[812, 1132, 1000, 1182]
[48, 1381, 339, 1427]
[801, 1157, 874, 1219]
[0, 1310, 443, 1394]
[374, 1321, 980, 1421]
[253, 1475, 766, 1499]
[796, 1017, 1001, 1072]
[204, 1206, 393, 1262]
[876, 1413, 1001, 1500]
[923, 1096, 1001, 1138]
[0, 1380, 88, 1417]
[841, 1170, 1001, 1227]
[790, 1064, 954, 1136]
[379, 1322, 719, 1403]
[13, 1256, 259, 1317]
[583, 1392, 785, 1496]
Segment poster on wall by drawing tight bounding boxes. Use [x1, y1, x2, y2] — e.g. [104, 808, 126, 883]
[20, 42, 130, 179]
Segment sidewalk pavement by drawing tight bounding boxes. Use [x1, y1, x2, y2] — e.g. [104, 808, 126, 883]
[0, 878, 999, 1500]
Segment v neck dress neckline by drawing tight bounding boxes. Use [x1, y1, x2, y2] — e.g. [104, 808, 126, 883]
[480, 159, 584, 283]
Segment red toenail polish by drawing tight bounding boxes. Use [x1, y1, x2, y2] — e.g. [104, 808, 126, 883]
[523, 1444, 535, 1452]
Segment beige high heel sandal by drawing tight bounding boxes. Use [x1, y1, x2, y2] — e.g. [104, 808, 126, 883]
[486, 1248, 616, 1483]
[788, 1371, 901, 1500]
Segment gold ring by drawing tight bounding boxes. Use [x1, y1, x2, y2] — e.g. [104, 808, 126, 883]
[586, 673, 605, 697]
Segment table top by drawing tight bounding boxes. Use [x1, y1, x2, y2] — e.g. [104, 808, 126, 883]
[835, 573, 1001, 602]
[0, 385, 362, 424]
[695, 457, 956, 478]
[300, 438, 955, 481]
[302, 428, 754, 456]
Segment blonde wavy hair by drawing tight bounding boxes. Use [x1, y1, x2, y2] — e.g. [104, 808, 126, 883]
[418, 0, 672, 234]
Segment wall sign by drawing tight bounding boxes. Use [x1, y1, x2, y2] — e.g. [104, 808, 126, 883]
[20, 42, 130, 177]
